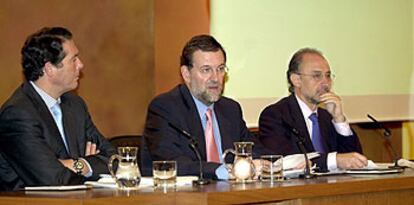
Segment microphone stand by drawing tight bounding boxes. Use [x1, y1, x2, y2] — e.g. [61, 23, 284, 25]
[367, 114, 403, 169]
[167, 122, 210, 185]
[284, 121, 315, 179]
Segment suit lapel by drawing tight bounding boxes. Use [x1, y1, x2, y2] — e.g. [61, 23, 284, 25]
[214, 101, 234, 151]
[60, 96, 80, 158]
[22, 83, 69, 158]
[178, 85, 207, 160]
[287, 95, 315, 152]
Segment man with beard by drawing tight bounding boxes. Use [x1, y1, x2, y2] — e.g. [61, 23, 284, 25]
[258, 48, 367, 172]
[144, 35, 262, 179]
[0, 27, 115, 190]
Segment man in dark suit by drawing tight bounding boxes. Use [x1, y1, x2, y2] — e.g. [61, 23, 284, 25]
[144, 35, 262, 179]
[259, 48, 367, 171]
[0, 27, 115, 191]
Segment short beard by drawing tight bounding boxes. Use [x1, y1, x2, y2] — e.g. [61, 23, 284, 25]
[193, 89, 222, 106]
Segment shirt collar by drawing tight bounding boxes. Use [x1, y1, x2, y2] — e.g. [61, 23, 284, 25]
[295, 94, 317, 119]
[30, 81, 61, 109]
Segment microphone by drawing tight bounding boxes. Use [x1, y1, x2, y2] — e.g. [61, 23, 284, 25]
[282, 119, 315, 179]
[367, 114, 401, 168]
[165, 121, 210, 185]
[367, 114, 391, 137]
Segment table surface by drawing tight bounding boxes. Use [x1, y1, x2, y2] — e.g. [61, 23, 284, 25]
[1, 169, 414, 205]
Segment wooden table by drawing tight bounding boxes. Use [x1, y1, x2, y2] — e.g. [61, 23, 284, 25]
[1, 169, 414, 205]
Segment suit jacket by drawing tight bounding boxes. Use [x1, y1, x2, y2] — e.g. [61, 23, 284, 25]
[258, 94, 362, 171]
[0, 82, 116, 191]
[144, 84, 261, 179]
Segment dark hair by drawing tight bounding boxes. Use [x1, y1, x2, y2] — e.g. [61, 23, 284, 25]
[287, 48, 324, 93]
[180, 34, 226, 68]
[21, 27, 73, 81]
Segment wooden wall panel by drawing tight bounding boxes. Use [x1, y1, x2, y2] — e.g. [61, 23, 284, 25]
[0, 0, 154, 137]
[154, 0, 210, 95]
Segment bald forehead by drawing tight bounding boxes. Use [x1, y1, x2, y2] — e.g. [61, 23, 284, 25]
[299, 53, 330, 72]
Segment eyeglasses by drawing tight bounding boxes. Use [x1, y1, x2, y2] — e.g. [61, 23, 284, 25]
[295, 72, 335, 81]
[196, 65, 229, 76]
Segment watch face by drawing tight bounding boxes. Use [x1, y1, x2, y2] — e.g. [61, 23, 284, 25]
[74, 160, 84, 172]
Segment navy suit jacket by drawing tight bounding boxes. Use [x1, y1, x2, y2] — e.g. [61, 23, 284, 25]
[258, 94, 362, 171]
[144, 84, 262, 179]
[0, 82, 115, 190]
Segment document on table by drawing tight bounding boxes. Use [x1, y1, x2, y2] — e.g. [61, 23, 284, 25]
[315, 160, 405, 176]
[345, 161, 404, 174]
[24, 184, 91, 191]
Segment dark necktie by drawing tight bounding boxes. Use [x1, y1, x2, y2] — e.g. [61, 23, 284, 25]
[309, 113, 326, 153]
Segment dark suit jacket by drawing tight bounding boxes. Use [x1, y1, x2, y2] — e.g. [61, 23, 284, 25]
[144, 84, 261, 179]
[258, 94, 362, 171]
[0, 82, 116, 191]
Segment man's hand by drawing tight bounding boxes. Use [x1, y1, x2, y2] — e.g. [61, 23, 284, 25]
[320, 92, 346, 122]
[85, 141, 100, 156]
[293, 160, 313, 170]
[252, 159, 264, 179]
[58, 158, 91, 176]
[336, 152, 368, 169]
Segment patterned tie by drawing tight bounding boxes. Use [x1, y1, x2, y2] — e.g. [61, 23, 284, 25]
[205, 108, 220, 163]
[309, 113, 326, 153]
[51, 102, 69, 152]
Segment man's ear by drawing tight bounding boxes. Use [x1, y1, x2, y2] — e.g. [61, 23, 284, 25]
[290, 73, 301, 88]
[180, 65, 191, 84]
[43, 62, 55, 77]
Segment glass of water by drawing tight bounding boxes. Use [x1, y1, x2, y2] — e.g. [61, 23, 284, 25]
[152, 160, 177, 187]
[260, 155, 283, 182]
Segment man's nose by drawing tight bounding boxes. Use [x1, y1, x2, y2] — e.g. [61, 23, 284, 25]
[77, 59, 84, 70]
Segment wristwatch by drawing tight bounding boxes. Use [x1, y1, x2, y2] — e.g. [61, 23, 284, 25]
[73, 159, 84, 175]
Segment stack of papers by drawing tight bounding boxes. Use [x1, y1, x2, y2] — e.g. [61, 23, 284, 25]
[282, 152, 319, 178]
[345, 160, 404, 174]
[282, 152, 320, 170]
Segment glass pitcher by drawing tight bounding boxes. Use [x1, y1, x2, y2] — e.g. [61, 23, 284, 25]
[108, 146, 141, 189]
[222, 142, 255, 182]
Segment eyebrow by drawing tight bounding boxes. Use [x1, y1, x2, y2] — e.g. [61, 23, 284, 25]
[70, 53, 79, 60]
[200, 63, 226, 68]
[310, 70, 331, 73]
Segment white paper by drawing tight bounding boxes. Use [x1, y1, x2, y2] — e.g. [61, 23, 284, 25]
[282, 152, 320, 170]
[24, 185, 90, 191]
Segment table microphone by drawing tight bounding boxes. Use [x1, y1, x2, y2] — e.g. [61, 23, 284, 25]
[367, 114, 403, 168]
[282, 119, 315, 179]
[166, 121, 210, 185]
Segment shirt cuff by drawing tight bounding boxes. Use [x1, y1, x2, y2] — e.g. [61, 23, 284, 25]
[332, 120, 353, 136]
[80, 158, 93, 177]
[327, 152, 338, 171]
[215, 164, 229, 180]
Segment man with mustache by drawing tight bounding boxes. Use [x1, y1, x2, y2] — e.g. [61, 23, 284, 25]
[258, 48, 367, 172]
[0, 27, 115, 190]
[144, 35, 262, 179]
